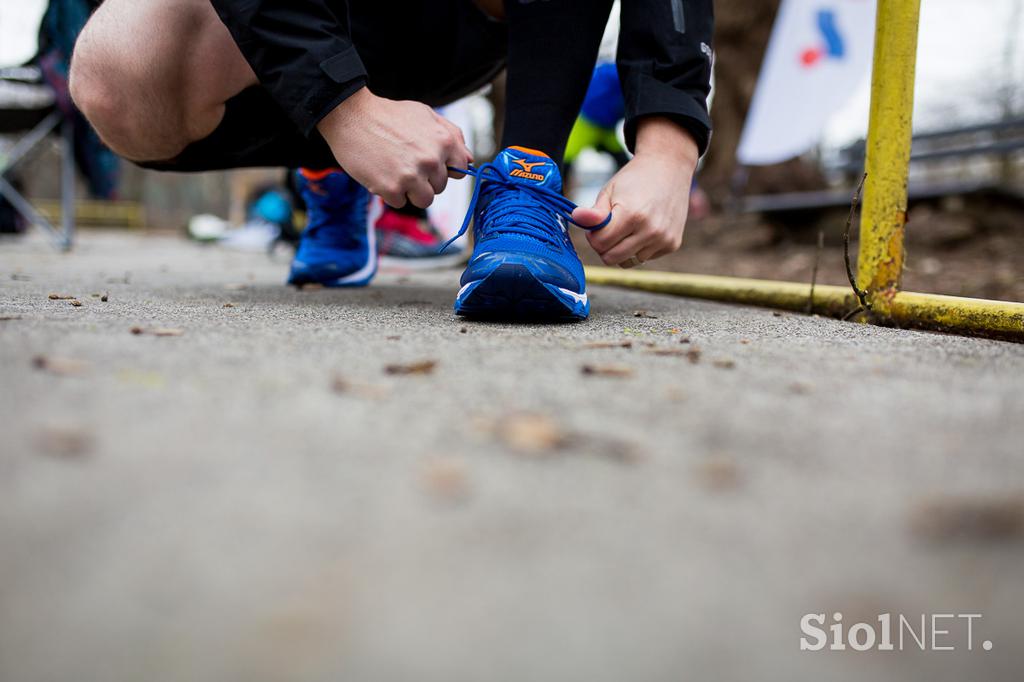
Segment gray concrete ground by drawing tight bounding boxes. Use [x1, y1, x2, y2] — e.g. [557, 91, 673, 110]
[1, 230, 1023, 682]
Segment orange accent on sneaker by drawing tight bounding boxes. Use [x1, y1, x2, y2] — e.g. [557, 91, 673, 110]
[299, 167, 343, 181]
[512, 158, 546, 173]
[507, 146, 550, 158]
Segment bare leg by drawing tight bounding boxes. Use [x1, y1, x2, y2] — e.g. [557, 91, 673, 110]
[70, 0, 256, 162]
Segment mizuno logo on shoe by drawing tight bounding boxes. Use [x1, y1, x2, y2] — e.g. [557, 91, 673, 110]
[510, 158, 547, 182]
[510, 168, 545, 181]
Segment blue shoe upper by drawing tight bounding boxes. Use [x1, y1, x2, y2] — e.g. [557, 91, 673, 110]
[289, 169, 376, 286]
[445, 147, 610, 294]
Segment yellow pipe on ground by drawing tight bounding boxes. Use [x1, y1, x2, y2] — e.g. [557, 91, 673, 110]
[586, 267, 1024, 342]
[856, 0, 922, 311]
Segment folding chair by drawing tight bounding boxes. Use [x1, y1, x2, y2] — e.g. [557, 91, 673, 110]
[0, 65, 76, 251]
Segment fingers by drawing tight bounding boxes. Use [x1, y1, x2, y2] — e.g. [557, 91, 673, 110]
[571, 188, 613, 230]
[439, 116, 473, 175]
[601, 233, 648, 268]
[405, 178, 435, 209]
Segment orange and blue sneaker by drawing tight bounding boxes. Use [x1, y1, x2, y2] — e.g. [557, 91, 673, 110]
[287, 168, 378, 287]
[443, 146, 609, 320]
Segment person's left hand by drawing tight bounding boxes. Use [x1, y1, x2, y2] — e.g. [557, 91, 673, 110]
[573, 118, 699, 268]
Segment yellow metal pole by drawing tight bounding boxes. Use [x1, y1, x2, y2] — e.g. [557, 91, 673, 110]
[585, 267, 1024, 342]
[857, 0, 922, 313]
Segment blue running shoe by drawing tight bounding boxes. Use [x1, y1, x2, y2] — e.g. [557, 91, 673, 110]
[444, 146, 610, 320]
[288, 168, 378, 287]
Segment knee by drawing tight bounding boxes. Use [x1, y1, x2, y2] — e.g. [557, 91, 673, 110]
[70, 38, 148, 158]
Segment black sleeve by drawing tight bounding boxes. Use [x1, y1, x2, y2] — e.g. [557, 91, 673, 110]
[209, 0, 367, 137]
[617, 0, 714, 156]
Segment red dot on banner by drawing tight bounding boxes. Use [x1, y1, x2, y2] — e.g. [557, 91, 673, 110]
[800, 48, 823, 67]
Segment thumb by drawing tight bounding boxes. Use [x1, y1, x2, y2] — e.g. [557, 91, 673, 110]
[572, 188, 613, 230]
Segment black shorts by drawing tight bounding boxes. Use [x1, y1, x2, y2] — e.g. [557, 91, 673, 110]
[141, 1, 507, 172]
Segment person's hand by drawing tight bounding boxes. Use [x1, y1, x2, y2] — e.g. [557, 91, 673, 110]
[573, 117, 699, 267]
[316, 87, 473, 209]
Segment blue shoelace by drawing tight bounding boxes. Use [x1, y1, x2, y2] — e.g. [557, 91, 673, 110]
[440, 162, 611, 253]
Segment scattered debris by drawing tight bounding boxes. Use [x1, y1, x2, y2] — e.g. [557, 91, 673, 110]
[331, 375, 391, 399]
[910, 495, 1024, 543]
[695, 455, 742, 491]
[712, 359, 736, 370]
[100, 294, 109, 302]
[48, 293, 75, 300]
[496, 413, 570, 454]
[32, 355, 88, 376]
[386, 335, 401, 341]
[69, 299, 83, 307]
[11, 273, 31, 281]
[581, 340, 633, 350]
[646, 348, 690, 357]
[298, 283, 323, 291]
[789, 381, 813, 395]
[222, 302, 236, 308]
[772, 311, 783, 318]
[740, 339, 751, 345]
[686, 348, 702, 364]
[385, 359, 437, 376]
[667, 328, 683, 334]
[420, 457, 470, 502]
[581, 364, 634, 378]
[679, 336, 692, 344]
[36, 426, 94, 458]
[633, 310, 659, 319]
[0, 315, 22, 321]
[476, 413, 642, 464]
[130, 327, 184, 337]
[459, 327, 468, 334]
[665, 387, 687, 402]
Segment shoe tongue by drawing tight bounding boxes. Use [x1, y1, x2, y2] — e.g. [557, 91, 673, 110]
[495, 146, 562, 193]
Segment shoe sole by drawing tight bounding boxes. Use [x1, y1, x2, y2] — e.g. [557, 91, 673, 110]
[454, 262, 589, 320]
[287, 263, 377, 288]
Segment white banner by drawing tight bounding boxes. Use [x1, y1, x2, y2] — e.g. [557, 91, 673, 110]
[737, 0, 876, 166]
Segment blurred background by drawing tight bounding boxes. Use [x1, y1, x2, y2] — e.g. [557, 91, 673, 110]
[2, 0, 1022, 299]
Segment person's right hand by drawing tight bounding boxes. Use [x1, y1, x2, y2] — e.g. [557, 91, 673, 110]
[316, 87, 472, 209]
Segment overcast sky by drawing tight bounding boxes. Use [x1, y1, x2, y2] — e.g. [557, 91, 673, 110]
[2, 0, 1022, 147]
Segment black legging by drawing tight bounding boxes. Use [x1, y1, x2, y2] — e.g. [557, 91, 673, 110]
[501, 0, 615, 165]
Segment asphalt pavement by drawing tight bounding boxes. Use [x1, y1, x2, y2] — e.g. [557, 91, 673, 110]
[2, 231, 1023, 682]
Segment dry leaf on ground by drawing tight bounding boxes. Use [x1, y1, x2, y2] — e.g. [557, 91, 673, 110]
[32, 355, 89, 376]
[497, 413, 570, 454]
[910, 495, 1024, 542]
[421, 457, 470, 502]
[646, 348, 690, 357]
[695, 455, 742, 491]
[581, 364, 634, 378]
[633, 310, 659, 319]
[223, 302, 236, 308]
[36, 426, 94, 458]
[582, 341, 633, 350]
[48, 293, 75, 300]
[69, 299, 83, 307]
[384, 360, 437, 376]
